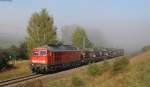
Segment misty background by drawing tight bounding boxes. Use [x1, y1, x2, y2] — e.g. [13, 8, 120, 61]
[0, 0, 150, 54]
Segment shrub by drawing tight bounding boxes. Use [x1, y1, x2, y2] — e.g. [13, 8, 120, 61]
[112, 57, 129, 74]
[71, 76, 82, 86]
[87, 64, 102, 76]
[101, 60, 111, 72]
[142, 45, 150, 52]
[0, 49, 10, 71]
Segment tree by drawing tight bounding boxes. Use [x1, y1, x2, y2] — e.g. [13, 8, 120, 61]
[19, 42, 27, 59]
[0, 49, 10, 70]
[72, 26, 92, 49]
[8, 45, 19, 61]
[26, 9, 57, 56]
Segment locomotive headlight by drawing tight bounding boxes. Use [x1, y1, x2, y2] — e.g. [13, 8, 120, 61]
[32, 60, 37, 63]
[41, 60, 46, 64]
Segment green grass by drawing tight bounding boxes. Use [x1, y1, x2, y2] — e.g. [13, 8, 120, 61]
[0, 60, 32, 81]
[87, 63, 102, 76]
[71, 76, 82, 86]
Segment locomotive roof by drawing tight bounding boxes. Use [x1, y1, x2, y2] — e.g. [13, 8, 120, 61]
[37, 44, 79, 52]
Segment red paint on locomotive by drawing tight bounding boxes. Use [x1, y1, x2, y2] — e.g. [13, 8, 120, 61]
[30, 44, 81, 73]
[31, 48, 81, 65]
[31, 48, 48, 64]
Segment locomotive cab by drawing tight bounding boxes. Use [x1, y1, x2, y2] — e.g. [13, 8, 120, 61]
[31, 48, 49, 73]
[31, 48, 48, 64]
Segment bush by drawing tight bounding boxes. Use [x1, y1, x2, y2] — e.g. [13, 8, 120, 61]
[87, 64, 102, 76]
[112, 57, 129, 74]
[142, 45, 150, 52]
[71, 76, 82, 86]
[0, 49, 10, 70]
[101, 60, 111, 72]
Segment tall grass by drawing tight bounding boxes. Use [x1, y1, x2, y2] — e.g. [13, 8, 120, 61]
[44, 52, 150, 87]
[112, 57, 129, 74]
[0, 60, 31, 81]
[87, 64, 102, 76]
[124, 62, 150, 87]
[71, 76, 82, 86]
[101, 60, 111, 72]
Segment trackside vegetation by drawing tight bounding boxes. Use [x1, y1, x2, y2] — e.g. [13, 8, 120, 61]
[44, 51, 149, 87]
[72, 26, 92, 49]
[71, 76, 82, 86]
[0, 60, 31, 81]
[87, 64, 102, 76]
[17, 79, 43, 87]
[101, 60, 111, 72]
[11, 51, 150, 87]
[112, 56, 129, 74]
[0, 43, 27, 71]
[26, 9, 57, 56]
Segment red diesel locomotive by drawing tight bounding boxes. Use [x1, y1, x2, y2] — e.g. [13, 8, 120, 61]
[31, 44, 124, 73]
[31, 44, 81, 73]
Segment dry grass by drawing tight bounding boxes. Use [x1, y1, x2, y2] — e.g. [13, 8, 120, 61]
[130, 50, 150, 64]
[0, 60, 32, 81]
[46, 50, 150, 87]
[17, 79, 44, 87]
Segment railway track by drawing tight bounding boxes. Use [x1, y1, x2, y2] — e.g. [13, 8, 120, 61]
[0, 74, 44, 87]
[0, 56, 123, 87]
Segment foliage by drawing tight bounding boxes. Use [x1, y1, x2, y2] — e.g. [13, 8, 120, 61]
[0, 44, 23, 71]
[9, 42, 28, 60]
[101, 60, 111, 72]
[0, 43, 28, 71]
[124, 61, 150, 87]
[19, 42, 28, 59]
[44, 51, 150, 87]
[26, 9, 57, 56]
[112, 57, 129, 74]
[71, 76, 82, 86]
[142, 45, 150, 52]
[9, 45, 19, 59]
[0, 49, 10, 70]
[87, 64, 102, 76]
[72, 26, 92, 49]
[0, 60, 31, 81]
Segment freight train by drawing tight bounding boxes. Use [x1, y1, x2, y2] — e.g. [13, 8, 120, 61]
[30, 44, 124, 73]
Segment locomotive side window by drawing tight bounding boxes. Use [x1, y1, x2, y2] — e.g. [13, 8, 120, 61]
[33, 51, 38, 56]
[40, 51, 46, 56]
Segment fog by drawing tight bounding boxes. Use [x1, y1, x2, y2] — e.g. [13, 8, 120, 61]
[59, 19, 150, 54]
[85, 19, 150, 54]
[1, 15, 150, 54]
[1, 17, 150, 54]
[0, 0, 150, 53]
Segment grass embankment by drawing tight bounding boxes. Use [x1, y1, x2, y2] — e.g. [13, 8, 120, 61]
[45, 50, 150, 87]
[0, 60, 32, 81]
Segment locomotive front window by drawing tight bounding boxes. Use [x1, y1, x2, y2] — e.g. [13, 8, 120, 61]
[33, 51, 38, 56]
[40, 51, 46, 56]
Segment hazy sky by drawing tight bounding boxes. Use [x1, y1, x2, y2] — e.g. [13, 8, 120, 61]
[0, 0, 150, 53]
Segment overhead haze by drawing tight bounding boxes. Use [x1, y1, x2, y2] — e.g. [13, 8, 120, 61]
[0, 0, 150, 53]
